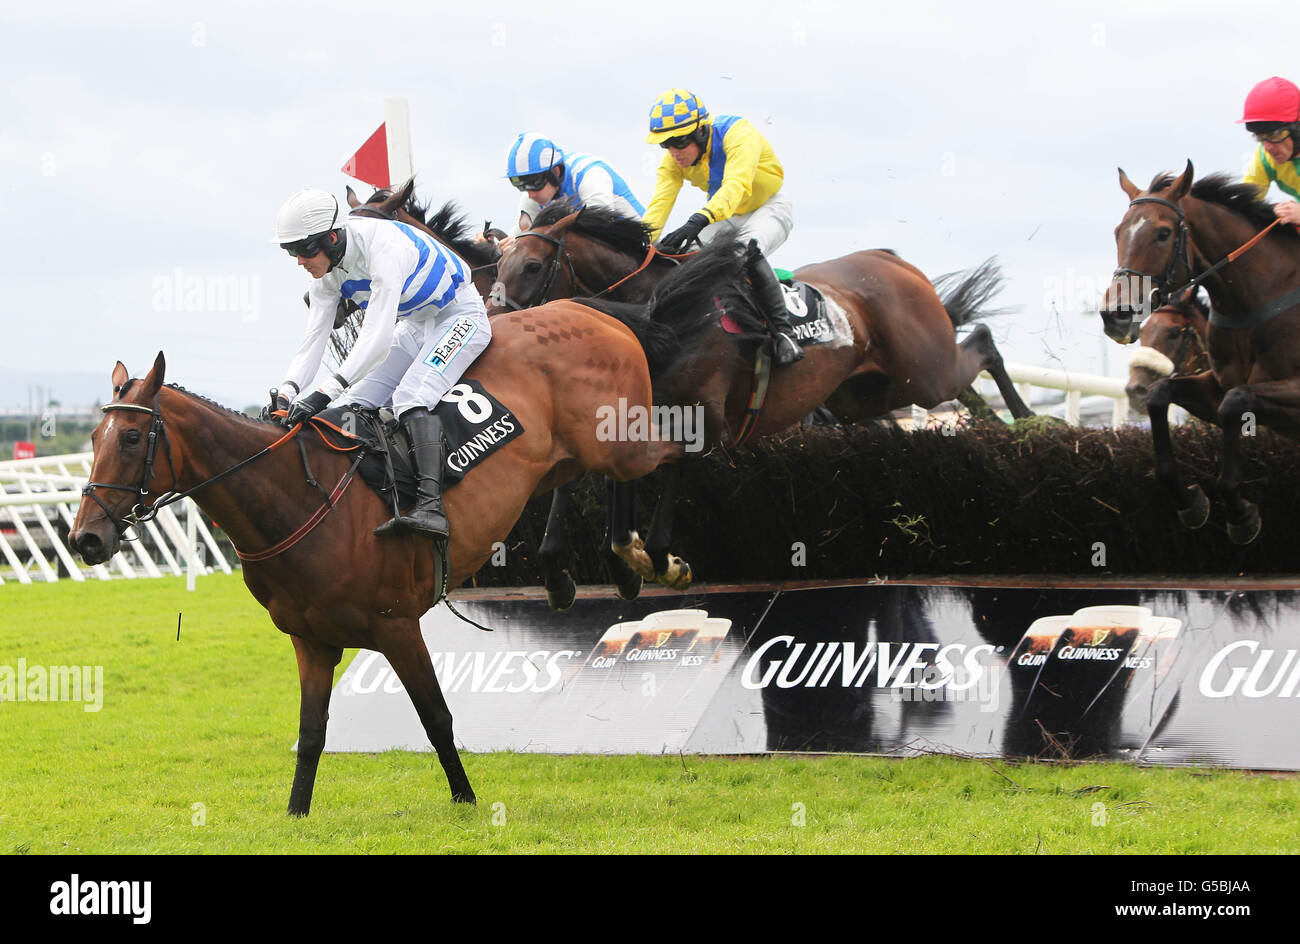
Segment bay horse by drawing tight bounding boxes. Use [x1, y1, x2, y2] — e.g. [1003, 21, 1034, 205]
[1100, 161, 1300, 544]
[489, 204, 1033, 598]
[68, 296, 695, 815]
[1124, 290, 1211, 414]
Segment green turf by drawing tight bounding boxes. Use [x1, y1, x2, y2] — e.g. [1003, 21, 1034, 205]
[0, 574, 1295, 854]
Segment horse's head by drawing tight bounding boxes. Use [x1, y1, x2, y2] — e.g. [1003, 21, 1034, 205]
[69, 352, 173, 565]
[1100, 160, 1195, 344]
[487, 211, 580, 313]
[1125, 291, 1211, 413]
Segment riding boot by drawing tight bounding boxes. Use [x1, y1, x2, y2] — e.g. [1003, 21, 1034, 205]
[373, 408, 450, 541]
[744, 239, 804, 366]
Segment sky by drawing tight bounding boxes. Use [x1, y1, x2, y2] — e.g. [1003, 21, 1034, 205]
[2, 0, 1294, 410]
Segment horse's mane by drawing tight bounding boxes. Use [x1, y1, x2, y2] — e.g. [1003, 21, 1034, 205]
[575, 239, 767, 386]
[116, 379, 276, 428]
[532, 199, 655, 257]
[1150, 172, 1300, 244]
[366, 188, 500, 269]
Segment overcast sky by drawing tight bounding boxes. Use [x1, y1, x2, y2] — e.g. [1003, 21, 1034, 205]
[3, 0, 1294, 409]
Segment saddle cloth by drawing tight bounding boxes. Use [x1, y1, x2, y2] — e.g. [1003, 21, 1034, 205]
[779, 280, 833, 348]
[311, 379, 524, 509]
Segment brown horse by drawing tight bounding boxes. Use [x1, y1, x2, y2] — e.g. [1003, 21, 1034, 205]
[1124, 290, 1211, 413]
[490, 205, 1033, 596]
[68, 299, 690, 815]
[1100, 162, 1300, 544]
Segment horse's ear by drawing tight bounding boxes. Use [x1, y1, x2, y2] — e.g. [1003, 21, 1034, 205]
[141, 351, 166, 396]
[396, 176, 416, 204]
[1168, 159, 1194, 201]
[111, 361, 129, 392]
[1118, 167, 1141, 200]
[345, 185, 360, 209]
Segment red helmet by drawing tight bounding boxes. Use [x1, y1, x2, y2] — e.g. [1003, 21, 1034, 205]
[1239, 76, 1300, 123]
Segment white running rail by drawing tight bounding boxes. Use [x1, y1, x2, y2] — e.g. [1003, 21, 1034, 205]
[0, 452, 233, 586]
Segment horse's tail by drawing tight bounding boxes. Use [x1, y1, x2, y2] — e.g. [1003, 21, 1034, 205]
[933, 257, 1011, 328]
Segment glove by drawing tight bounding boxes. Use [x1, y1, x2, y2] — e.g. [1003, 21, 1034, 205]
[658, 213, 710, 253]
[285, 390, 331, 427]
[261, 388, 293, 423]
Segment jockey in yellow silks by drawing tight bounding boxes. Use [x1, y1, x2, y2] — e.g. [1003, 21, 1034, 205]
[643, 88, 802, 364]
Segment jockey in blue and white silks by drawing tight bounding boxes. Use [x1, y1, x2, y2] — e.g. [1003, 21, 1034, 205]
[504, 132, 644, 233]
[273, 188, 492, 543]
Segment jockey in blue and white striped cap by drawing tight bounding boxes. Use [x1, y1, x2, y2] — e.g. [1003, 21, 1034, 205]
[272, 187, 493, 545]
[503, 132, 645, 235]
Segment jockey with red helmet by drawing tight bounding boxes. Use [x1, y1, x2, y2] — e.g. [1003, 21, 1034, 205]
[642, 89, 802, 364]
[1240, 76, 1300, 227]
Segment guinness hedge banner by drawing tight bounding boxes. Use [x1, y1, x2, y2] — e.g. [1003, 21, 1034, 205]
[322, 582, 1300, 769]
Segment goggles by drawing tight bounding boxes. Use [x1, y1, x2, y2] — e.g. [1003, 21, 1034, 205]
[660, 134, 696, 151]
[282, 235, 327, 258]
[1253, 127, 1293, 144]
[510, 173, 551, 192]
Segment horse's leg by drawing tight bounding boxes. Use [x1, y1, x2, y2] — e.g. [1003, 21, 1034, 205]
[645, 462, 691, 591]
[380, 623, 476, 804]
[1147, 372, 1224, 530]
[605, 478, 646, 599]
[1213, 378, 1300, 545]
[287, 636, 343, 817]
[538, 482, 577, 611]
[955, 323, 1034, 419]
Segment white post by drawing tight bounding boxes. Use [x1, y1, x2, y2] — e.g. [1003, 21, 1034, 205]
[186, 499, 198, 592]
[384, 98, 413, 186]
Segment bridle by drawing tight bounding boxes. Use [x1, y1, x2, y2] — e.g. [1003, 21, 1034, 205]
[490, 229, 589, 312]
[490, 229, 678, 312]
[82, 392, 304, 542]
[1113, 196, 1193, 314]
[1116, 194, 1284, 321]
[81, 397, 179, 539]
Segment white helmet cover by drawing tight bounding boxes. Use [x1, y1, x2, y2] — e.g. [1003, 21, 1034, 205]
[504, 133, 564, 178]
[273, 189, 341, 243]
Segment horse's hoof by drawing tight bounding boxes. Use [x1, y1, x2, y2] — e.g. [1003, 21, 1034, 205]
[616, 573, 643, 601]
[452, 789, 477, 805]
[1227, 503, 1261, 546]
[546, 574, 576, 611]
[659, 558, 693, 592]
[1177, 485, 1210, 530]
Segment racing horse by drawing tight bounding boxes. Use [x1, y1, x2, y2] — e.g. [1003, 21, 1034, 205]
[1124, 290, 1211, 414]
[1100, 162, 1300, 544]
[491, 204, 1034, 596]
[67, 298, 698, 815]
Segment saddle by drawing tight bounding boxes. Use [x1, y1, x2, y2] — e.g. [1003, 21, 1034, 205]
[304, 380, 525, 511]
[778, 280, 832, 347]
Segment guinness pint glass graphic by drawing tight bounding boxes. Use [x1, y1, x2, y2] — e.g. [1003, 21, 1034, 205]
[1004, 606, 1158, 757]
[554, 607, 737, 751]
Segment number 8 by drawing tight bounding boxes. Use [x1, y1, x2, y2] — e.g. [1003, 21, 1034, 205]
[443, 383, 492, 423]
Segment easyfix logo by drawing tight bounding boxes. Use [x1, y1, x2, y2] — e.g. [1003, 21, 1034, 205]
[1198, 640, 1300, 698]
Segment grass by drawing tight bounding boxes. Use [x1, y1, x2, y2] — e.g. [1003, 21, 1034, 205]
[0, 573, 1296, 854]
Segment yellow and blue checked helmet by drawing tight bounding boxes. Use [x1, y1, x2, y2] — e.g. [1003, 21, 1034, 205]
[646, 89, 709, 144]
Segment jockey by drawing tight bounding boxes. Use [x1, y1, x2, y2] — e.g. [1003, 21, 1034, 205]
[643, 89, 802, 364]
[504, 132, 645, 235]
[1240, 76, 1300, 226]
[272, 188, 492, 545]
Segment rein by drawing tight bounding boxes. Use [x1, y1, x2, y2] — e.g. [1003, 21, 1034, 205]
[1119, 195, 1287, 323]
[493, 231, 687, 311]
[85, 398, 363, 561]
